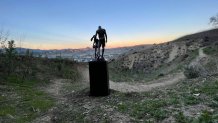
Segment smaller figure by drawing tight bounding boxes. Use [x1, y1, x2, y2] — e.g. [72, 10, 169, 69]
[90, 35, 99, 59]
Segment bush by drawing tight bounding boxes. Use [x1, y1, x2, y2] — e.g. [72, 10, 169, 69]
[3, 40, 17, 75]
[204, 58, 218, 76]
[184, 66, 201, 79]
[203, 46, 218, 55]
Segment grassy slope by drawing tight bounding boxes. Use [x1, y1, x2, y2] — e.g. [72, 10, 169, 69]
[0, 76, 54, 123]
[50, 75, 218, 123]
[114, 77, 218, 122]
[0, 56, 79, 123]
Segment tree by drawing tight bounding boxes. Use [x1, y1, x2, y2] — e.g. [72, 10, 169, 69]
[0, 28, 10, 54]
[25, 49, 33, 57]
[5, 40, 17, 74]
[209, 13, 218, 27]
[23, 49, 33, 78]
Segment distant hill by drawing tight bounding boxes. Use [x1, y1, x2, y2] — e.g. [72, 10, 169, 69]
[174, 28, 218, 41]
[15, 48, 82, 55]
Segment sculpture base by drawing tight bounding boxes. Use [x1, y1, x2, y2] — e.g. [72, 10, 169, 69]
[89, 60, 110, 96]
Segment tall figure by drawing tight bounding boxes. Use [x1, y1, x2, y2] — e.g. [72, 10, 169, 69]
[95, 26, 107, 58]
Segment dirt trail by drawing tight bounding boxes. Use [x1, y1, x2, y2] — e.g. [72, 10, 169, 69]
[77, 64, 89, 82]
[189, 47, 207, 66]
[32, 79, 70, 123]
[167, 45, 179, 62]
[33, 77, 133, 123]
[110, 72, 185, 92]
[109, 48, 207, 93]
[199, 47, 207, 58]
[46, 79, 67, 98]
[78, 64, 185, 93]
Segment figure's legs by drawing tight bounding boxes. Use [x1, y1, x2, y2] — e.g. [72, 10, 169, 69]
[98, 42, 101, 59]
[102, 47, 104, 58]
[101, 40, 105, 58]
[95, 48, 97, 58]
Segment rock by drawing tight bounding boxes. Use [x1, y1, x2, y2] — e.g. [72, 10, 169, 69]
[209, 109, 214, 113]
[193, 93, 200, 96]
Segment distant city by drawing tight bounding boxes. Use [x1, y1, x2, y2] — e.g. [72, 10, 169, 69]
[39, 48, 132, 62]
[0, 44, 152, 62]
[14, 47, 134, 62]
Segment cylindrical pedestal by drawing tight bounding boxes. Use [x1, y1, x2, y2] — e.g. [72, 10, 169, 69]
[89, 60, 110, 96]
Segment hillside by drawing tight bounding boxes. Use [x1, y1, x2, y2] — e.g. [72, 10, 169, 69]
[109, 29, 218, 82]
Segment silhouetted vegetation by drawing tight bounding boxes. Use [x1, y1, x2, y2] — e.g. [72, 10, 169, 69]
[203, 45, 218, 55]
[210, 13, 218, 27]
[0, 40, 79, 81]
[1, 40, 17, 75]
[184, 66, 201, 79]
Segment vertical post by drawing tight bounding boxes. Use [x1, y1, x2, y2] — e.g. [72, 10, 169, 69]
[89, 60, 110, 96]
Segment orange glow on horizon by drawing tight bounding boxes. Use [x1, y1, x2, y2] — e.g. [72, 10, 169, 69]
[22, 40, 161, 50]
[22, 34, 179, 50]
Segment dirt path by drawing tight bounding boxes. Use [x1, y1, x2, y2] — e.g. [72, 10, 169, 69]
[33, 77, 133, 123]
[46, 79, 67, 99]
[32, 69, 185, 122]
[77, 64, 89, 82]
[110, 72, 185, 92]
[108, 48, 207, 93]
[189, 47, 207, 66]
[167, 44, 179, 62]
[32, 79, 70, 123]
[78, 64, 185, 93]
[199, 48, 207, 58]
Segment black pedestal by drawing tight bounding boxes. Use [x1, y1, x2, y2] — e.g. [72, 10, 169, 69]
[89, 60, 110, 96]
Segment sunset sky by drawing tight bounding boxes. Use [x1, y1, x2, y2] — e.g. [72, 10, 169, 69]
[0, 0, 218, 49]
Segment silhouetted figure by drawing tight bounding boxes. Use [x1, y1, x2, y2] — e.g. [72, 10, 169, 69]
[95, 26, 107, 58]
[90, 35, 99, 59]
[89, 26, 109, 96]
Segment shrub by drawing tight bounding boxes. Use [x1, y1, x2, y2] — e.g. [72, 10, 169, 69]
[203, 46, 218, 55]
[204, 58, 218, 76]
[184, 65, 201, 79]
[197, 110, 213, 123]
[4, 40, 17, 74]
[158, 73, 164, 77]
